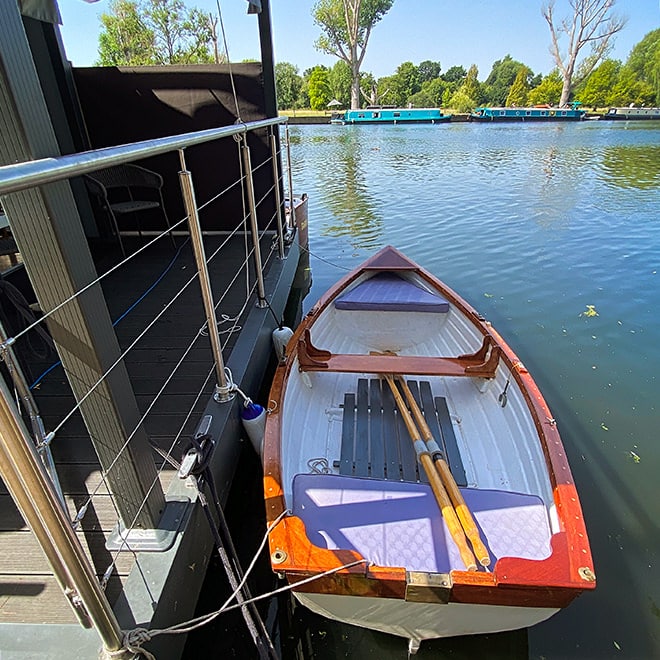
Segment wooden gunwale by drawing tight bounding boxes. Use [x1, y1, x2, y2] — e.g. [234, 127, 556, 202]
[263, 246, 595, 603]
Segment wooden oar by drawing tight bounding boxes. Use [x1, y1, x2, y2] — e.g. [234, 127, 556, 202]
[382, 374, 477, 571]
[396, 376, 491, 567]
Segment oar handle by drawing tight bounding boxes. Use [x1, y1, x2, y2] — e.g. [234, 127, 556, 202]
[383, 375, 477, 571]
[435, 458, 491, 567]
[397, 376, 491, 567]
[420, 454, 477, 571]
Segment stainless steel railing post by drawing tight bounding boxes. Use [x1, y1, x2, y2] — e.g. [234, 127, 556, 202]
[240, 139, 267, 308]
[178, 150, 234, 403]
[0, 378, 131, 657]
[284, 124, 296, 231]
[269, 128, 285, 259]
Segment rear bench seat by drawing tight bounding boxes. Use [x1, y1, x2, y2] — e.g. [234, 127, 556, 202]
[292, 473, 552, 573]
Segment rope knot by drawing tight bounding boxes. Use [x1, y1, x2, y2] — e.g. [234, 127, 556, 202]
[121, 628, 156, 659]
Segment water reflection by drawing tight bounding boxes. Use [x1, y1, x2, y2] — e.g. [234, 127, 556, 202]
[600, 145, 660, 189]
[315, 132, 383, 249]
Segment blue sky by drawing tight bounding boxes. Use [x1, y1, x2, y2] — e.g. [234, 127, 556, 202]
[59, 0, 659, 79]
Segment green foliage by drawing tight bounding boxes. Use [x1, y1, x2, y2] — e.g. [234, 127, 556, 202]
[275, 62, 303, 110]
[388, 61, 421, 106]
[328, 60, 352, 107]
[97, 0, 156, 65]
[505, 67, 532, 107]
[97, 0, 216, 65]
[625, 29, 660, 105]
[448, 65, 481, 111]
[608, 66, 655, 107]
[413, 77, 450, 107]
[448, 89, 476, 113]
[308, 66, 332, 110]
[527, 70, 563, 106]
[441, 65, 467, 86]
[145, 0, 214, 64]
[577, 59, 620, 107]
[359, 71, 378, 105]
[484, 55, 529, 105]
[375, 74, 397, 105]
[417, 60, 441, 83]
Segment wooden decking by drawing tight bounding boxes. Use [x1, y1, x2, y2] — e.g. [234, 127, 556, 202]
[0, 234, 280, 624]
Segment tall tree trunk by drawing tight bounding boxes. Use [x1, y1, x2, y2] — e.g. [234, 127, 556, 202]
[351, 66, 361, 109]
[559, 78, 572, 107]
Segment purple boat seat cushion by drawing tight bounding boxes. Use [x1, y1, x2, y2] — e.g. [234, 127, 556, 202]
[334, 273, 450, 313]
[292, 473, 552, 574]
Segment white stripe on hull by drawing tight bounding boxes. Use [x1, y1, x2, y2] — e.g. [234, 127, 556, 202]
[295, 592, 558, 644]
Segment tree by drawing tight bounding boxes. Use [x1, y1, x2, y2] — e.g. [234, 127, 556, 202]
[441, 65, 467, 87]
[484, 55, 529, 105]
[97, 0, 216, 66]
[448, 64, 481, 111]
[388, 61, 421, 106]
[625, 29, 660, 105]
[417, 60, 441, 83]
[97, 0, 156, 65]
[543, 0, 627, 107]
[577, 58, 620, 106]
[506, 67, 532, 106]
[410, 77, 450, 108]
[145, 0, 214, 64]
[607, 66, 655, 107]
[313, 0, 395, 109]
[328, 60, 352, 107]
[275, 62, 303, 110]
[308, 66, 332, 110]
[527, 69, 564, 105]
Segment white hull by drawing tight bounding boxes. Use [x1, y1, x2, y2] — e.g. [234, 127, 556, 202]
[295, 591, 558, 644]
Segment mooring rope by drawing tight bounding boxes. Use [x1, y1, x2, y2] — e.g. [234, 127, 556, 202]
[108, 504, 370, 657]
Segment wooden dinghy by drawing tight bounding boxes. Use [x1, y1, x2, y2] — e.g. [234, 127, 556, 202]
[263, 246, 595, 653]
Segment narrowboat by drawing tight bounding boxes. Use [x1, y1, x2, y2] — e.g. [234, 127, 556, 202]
[331, 107, 452, 125]
[600, 106, 660, 120]
[471, 104, 585, 121]
[263, 246, 596, 655]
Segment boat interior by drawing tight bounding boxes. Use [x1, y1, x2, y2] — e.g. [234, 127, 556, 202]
[276, 267, 559, 573]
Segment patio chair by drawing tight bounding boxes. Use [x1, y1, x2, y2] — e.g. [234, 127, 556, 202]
[84, 163, 176, 256]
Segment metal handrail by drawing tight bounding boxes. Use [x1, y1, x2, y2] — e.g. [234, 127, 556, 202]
[0, 116, 288, 195]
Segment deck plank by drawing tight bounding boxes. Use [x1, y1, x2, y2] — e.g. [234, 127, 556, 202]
[435, 396, 468, 486]
[339, 393, 356, 475]
[354, 379, 370, 477]
[368, 379, 384, 479]
[381, 382, 401, 480]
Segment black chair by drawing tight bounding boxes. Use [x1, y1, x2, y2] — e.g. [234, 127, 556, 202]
[84, 164, 176, 256]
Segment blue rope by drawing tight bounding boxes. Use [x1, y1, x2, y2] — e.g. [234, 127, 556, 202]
[29, 240, 189, 390]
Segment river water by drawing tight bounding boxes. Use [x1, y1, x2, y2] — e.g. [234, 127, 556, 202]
[281, 121, 660, 660]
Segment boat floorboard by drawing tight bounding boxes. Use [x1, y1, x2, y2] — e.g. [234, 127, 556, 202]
[0, 234, 278, 625]
[337, 378, 467, 485]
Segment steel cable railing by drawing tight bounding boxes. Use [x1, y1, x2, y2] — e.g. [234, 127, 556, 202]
[0, 115, 293, 645]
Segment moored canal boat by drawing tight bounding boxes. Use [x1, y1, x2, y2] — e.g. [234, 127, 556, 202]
[263, 246, 596, 654]
[600, 106, 660, 120]
[471, 104, 585, 121]
[331, 107, 452, 124]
